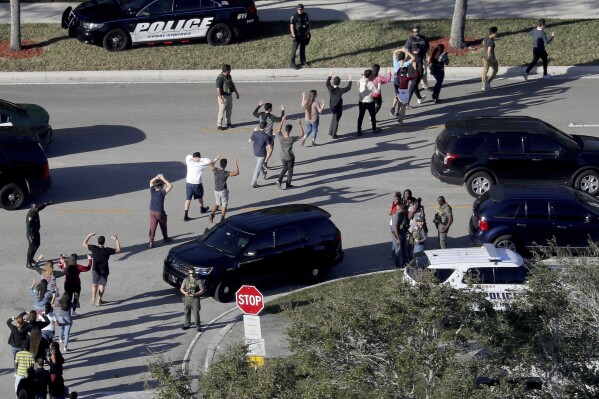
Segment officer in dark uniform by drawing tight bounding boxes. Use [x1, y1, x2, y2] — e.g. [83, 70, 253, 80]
[179, 269, 205, 331]
[25, 201, 52, 269]
[289, 3, 310, 70]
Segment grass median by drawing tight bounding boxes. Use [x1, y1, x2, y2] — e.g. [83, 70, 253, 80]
[1, 19, 598, 72]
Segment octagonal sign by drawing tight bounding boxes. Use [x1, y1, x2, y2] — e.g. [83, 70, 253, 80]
[236, 285, 264, 315]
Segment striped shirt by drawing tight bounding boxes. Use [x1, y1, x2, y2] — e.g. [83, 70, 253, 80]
[15, 350, 35, 377]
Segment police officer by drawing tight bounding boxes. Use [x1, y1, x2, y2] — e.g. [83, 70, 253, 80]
[289, 3, 310, 70]
[216, 64, 239, 131]
[25, 201, 52, 269]
[434, 196, 453, 249]
[180, 269, 205, 331]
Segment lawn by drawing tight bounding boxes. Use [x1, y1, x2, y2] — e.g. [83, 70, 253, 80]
[1, 19, 598, 71]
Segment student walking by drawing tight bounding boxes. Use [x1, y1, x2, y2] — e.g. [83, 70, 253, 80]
[25, 201, 53, 269]
[83, 233, 121, 306]
[300, 90, 325, 146]
[371, 64, 392, 114]
[404, 25, 430, 89]
[289, 3, 311, 69]
[58, 254, 92, 315]
[55, 294, 73, 352]
[326, 72, 352, 139]
[14, 345, 35, 393]
[148, 174, 172, 247]
[396, 63, 420, 124]
[249, 121, 272, 188]
[276, 117, 304, 190]
[390, 49, 415, 116]
[252, 101, 285, 136]
[208, 155, 239, 223]
[429, 44, 449, 103]
[407, 44, 426, 105]
[180, 269, 205, 331]
[215, 64, 239, 130]
[357, 69, 380, 136]
[524, 19, 556, 79]
[482, 27, 499, 91]
[183, 152, 212, 221]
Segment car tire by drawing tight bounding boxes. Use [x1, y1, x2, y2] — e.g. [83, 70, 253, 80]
[103, 28, 130, 52]
[213, 277, 239, 303]
[575, 170, 599, 196]
[0, 183, 26, 210]
[493, 235, 518, 252]
[466, 172, 493, 198]
[207, 23, 233, 46]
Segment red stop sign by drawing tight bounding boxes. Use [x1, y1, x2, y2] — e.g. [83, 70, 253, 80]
[236, 285, 264, 315]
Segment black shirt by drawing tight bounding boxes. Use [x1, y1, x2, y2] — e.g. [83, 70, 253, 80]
[326, 77, 352, 110]
[290, 13, 310, 38]
[89, 244, 117, 276]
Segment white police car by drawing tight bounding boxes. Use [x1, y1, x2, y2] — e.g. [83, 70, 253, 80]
[404, 244, 529, 310]
[61, 0, 259, 51]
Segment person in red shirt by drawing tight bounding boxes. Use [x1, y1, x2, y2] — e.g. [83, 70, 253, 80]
[396, 62, 420, 124]
[58, 254, 92, 316]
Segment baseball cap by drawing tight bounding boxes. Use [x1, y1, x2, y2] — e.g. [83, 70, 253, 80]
[297, 3, 304, 9]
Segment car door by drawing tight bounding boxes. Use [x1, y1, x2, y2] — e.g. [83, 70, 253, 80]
[273, 226, 309, 278]
[237, 231, 276, 280]
[487, 133, 531, 181]
[494, 266, 528, 308]
[523, 200, 553, 249]
[549, 201, 591, 248]
[131, 0, 177, 43]
[524, 133, 577, 182]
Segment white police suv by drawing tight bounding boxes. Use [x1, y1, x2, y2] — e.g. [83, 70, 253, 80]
[404, 244, 529, 310]
[61, 0, 259, 51]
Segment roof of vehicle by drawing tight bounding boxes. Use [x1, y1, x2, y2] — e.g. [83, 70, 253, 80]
[0, 126, 39, 143]
[489, 183, 577, 202]
[226, 204, 332, 234]
[444, 116, 547, 135]
[421, 244, 523, 268]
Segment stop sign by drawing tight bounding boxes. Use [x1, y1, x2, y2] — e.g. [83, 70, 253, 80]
[236, 285, 264, 315]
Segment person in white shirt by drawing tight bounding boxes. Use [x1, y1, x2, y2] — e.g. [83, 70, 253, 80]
[184, 152, 214, 222]
[357, 69, 381, 136]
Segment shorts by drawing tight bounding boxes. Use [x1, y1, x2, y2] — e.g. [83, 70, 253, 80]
[186, 183, 204, 200]
[398, 89, 410, 104]
[92, 270, 108, 286]
[214, 189, 229, 208]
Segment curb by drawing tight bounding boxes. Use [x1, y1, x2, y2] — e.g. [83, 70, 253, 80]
[1, 66, 598, 85]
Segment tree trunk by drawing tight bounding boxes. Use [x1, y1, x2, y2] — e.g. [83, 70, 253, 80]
[449, 0, 467, 50]
[10, 0, 22, 51]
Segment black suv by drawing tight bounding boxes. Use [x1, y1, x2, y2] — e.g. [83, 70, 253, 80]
[0, 127, 51, 210]
[431, 116, 599, 197]
[163, 204, 343, 302]
[469, 184, 599, 252]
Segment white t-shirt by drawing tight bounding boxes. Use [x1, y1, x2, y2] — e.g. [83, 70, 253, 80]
[358, 77, 378, 103]
[41, 312, 57, 333]
[185, 155, 212, 184]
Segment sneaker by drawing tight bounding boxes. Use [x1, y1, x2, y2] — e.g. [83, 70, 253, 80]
[422, 84, 429, 89]
[59, 338, 63, 344]
[481, 85, 487, 91]
[485, 82, 491, 90]
[163, 237, 172, 243]
[291, 64, 299, 70]
[276, 181, 283, 190]
[182, 325, 190, 330]
[417, 95, 426, 104]
[208, 213, 214, 223]
[407, 105, 414, 110]
[183, 215, 190, 222]
[262, 169, 267, 179]
[395, 112, 400, 117]
[63, 346, 68, 353]
[523, 72, 529, 81]
[227, 124, 233, 129]
[434, 98, 442, 103]
[148, 242, 154, 249]
[372, 128, 381, 134]
[389, 107, 395, 117]
[357, 131, 363, 137]
[252, 184, 260, 188]
[543, 74, 552, 79]
[71, 310, 77, 316]
[286, 184, 295, 189]
[332, 134, 338, 139]
[200, 206, 209, 214]
[216, 126, 225, 131]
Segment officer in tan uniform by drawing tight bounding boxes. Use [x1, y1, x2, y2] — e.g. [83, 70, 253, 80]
[180, 269, 205, 331]
[434, 196, 453, 249]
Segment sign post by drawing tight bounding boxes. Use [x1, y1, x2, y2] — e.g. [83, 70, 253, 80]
[236, 285, 265, 366]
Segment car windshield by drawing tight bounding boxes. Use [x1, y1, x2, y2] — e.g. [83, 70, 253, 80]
[115, 0, 154, 12]
[0, 99, 26, 115]
[200, 223, 252, 256]
[543, 122, 579, 152]
[574, 190, 599, 211]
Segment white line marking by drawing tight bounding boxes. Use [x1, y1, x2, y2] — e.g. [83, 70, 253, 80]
[569, 123, 599, 127]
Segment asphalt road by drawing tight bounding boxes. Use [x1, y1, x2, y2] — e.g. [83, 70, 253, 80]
[1, 76, 598, 396]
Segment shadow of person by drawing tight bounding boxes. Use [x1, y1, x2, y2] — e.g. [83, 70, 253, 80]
[45, 125, 146, 157]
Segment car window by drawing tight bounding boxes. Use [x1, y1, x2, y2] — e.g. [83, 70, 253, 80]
[494, 202, 524, 219]
[246, 232, 274, 252]
[120, 0, 155, 12]
[139, 0, 173, 15]
[495, 267, 528, 284]
[549, 201, 588, 222]
[497, 136, 524, 154]
[201, 223, 252, 256]
[464, 267, 496, 284]
[275, 227, 301, 247]
[0, 114, 11, 123]
[526, 201, 549, 220]
[454, 137, 483, 153]
[526, 135, 564, 154]
[174, 0, 218, 11]
[431, 268, 455, 283]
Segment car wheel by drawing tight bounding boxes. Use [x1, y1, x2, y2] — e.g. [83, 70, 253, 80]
[575, 170, 599, 196]
[493, 235, 517, 252]
[213, 277, 239, 303]
[0, 183, 26, 210]
[466, 172, 493, 198]
[207, 23, 233, 46]
[103, 28, 130, 52]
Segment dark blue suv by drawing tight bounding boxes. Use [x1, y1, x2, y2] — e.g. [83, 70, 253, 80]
[469, 184, 599, 252]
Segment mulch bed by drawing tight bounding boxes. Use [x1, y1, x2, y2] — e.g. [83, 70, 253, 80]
[429, 36, 483, 55]
[0, 39, 45, 59]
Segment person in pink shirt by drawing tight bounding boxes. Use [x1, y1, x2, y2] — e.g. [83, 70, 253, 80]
[396, 62, 420, 125]
[370, 64, 392, 115]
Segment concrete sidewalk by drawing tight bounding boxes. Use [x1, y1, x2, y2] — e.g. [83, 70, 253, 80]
[1, 0, 598, 24]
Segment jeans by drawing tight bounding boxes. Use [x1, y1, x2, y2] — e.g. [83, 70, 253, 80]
[526, 49, 548, 75]
[217, 94, 233, 127]
[278, 158, 295, 186]
[290, 38, 306, 66]
[149, 211, 168, 242]
[408, 75, 423, 103]
[305, 120, 319, 141]
[357, 102, 376, 133]
[251, 156, 266, 186]
[373, 96, 382, 114]
[413, 244, 425, 255]
[482, 58, 498, 84]
[393, 232, 408, 268]
[42, 329, 54, 343]
[431, 67, 445, 99]
[58, 319, 72, 349]
[329, 107, 343, 137]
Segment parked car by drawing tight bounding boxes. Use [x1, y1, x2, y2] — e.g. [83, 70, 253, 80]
[430, 116, 599, 197]
[62, 0, 259, 51]
[469, 184, 599, 253]
[163, 204, 343, 302]
[0, 99, 52, 148]
[404, 244, 528, 310]
[0, 127, 51, 210]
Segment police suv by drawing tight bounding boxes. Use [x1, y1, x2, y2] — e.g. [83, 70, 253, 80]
[61, 0, 259, 51]
[404, 244, 529, 310]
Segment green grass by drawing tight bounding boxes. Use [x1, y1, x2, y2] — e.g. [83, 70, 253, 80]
[1, 19, 598, 71]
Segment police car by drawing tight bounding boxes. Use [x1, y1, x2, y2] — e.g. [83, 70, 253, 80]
[61, 0, 259, 51]
[404, 244, 529, 310]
